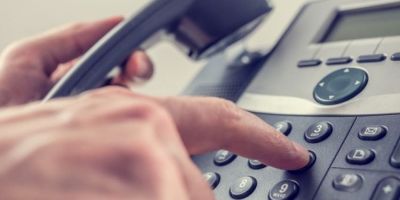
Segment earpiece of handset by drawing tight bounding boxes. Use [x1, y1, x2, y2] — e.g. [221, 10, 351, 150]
[43, 0, 271, 101]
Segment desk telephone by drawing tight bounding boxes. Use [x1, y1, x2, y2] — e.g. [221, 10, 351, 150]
[43, 0, 400, 199]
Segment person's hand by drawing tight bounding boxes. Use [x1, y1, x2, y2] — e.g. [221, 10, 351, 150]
[0, 16, 153, 106]
[0, 87, 309, 200]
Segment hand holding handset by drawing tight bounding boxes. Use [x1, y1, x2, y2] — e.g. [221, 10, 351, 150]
[43, 0, 271, 101]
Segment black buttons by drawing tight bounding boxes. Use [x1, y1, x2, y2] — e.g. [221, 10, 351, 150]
[298, 59, 322, 67]
[392, 52, 400, 61]
[371, 177, 400, 200]
[269, 180, 299, 200]
[326, 57, 353, 65]
[229, 176, 257, 199]
[332, 173, 363, 192]
[314, 68, 368, 105]
[214, 150, 237, 166]
[203, 172, 220, 189]
[390, 139, 400, 168]
[289, 151, 316, 173]
[357, 54, 386, 63]
[304, 122, 333, 143]
[274, 121, 292, 136]
[248, 159, 266, 169]
[358, 126, 387, 141]
[346, 148, 375, 165]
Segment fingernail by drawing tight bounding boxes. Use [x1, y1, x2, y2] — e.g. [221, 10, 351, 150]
[136, 54, 153, 79]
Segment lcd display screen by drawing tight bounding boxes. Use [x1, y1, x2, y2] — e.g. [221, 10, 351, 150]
[321, 6, 400, 42]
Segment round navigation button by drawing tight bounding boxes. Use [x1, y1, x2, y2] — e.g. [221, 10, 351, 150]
[304, 122, 333, 143]
[269, 180, 299, 200]
[229, 176, 257, 199]
[333, 173, 363, 192]
[314, 68, 368, 105]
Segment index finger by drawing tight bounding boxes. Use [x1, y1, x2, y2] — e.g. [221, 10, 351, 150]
[157, 96, 309, 170]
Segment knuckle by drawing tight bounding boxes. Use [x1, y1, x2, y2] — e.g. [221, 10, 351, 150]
[212, 97, 242, 122]
[135, 101, 174, 128]
[81, 86, 133, 99]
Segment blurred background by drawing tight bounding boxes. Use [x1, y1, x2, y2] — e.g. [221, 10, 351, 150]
[0, 0, 312, 96]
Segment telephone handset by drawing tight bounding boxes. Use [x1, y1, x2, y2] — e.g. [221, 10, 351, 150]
[43, 0, 271, 101]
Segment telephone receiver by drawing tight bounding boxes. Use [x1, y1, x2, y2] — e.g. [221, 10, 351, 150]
[43, 0, 272, 101]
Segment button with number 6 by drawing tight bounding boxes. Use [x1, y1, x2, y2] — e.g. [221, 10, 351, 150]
[304, 122, 333, 143]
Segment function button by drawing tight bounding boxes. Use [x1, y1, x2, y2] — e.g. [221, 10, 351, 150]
[390, 139, 400, 168]
[346, 148, 375, 165]
[248, 159, 266, 169]
[274, 121, 292, 136]
[298, 59, 322, 67]
[304, 122, 333, 143]
[214, 150, 237, 166]
[289, 151, 316, 173]
[229, 176, 257, 199]
[326, 57, 353, 65]
[332, 173, 363, 192]
[313, 68, 368, 105]
[392, 53, 400, 61]
[371, 177, 400, 200]
[203, 172, 220, 189]
[358, 126, 387, 141]
[357, 54, 386, 63]
[269, 180, 299, 200]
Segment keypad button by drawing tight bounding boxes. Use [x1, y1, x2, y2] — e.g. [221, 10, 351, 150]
[298, 59, 322, 67]
[289, 151, 316, 173]
[248, 159, 266, 169]
[371, 177, 400, 200]
[392, 53, 400, 61]
[269, 180, 299, 200]
[357, 54, 386, 63]
[203, 172, 220, 189]
[390, 140, 400, 168]
[358, 126, 387, 141]
[274, 121, 292, 136]
[214, 150, 237, 166]
[314, 68, 368, 105]
[304, 122, 333, 143]
[332, 173, 363, 192]
[346, 148, 375, 165]
[326, 57, 353, 65]
[229, 176, 257, 199]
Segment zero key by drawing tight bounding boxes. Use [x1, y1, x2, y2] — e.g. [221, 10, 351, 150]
[371, 177, 400, 200]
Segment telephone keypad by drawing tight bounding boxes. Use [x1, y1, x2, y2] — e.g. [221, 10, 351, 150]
[194, 114, 400, 199]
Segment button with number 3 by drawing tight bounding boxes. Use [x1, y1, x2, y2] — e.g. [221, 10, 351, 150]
[304, 122, 333, 143]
